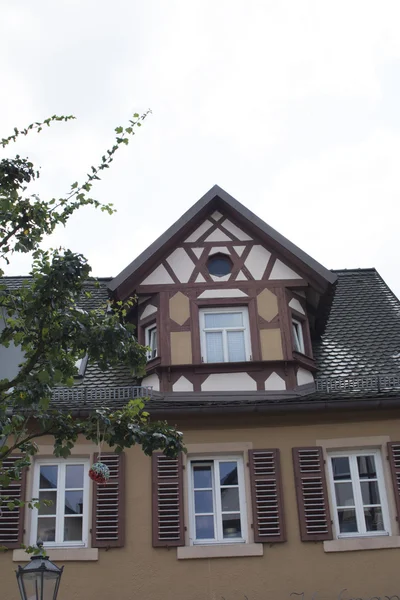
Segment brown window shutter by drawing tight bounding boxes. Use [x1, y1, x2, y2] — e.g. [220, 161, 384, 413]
[292, 447, 333, 541]
[0, 456, 27, 549]
[152, 452, 184, 547]
[387, 442, 400, 520]
[92, 452, 125, 548]
[248, 449, 286, 542]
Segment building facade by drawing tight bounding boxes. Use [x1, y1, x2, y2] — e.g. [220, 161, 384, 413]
[2, 185, 400, 600]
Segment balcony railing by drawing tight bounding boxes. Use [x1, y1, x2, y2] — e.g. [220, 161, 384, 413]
[315, 374, 400, 393]
[52, 385, 153, 405]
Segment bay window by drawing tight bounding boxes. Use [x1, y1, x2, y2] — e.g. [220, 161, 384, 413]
[199, 307, 251, 363]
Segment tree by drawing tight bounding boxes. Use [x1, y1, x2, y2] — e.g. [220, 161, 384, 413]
[0, 114, 184, 539]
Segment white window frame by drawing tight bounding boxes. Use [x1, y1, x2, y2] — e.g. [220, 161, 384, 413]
[327, 449, 391, 539]
[187, 455, 248, 546]
[292, 319, 305, 354]
[199, 307, 251, 363]
[145, 324, 158, 361]
[31, 458, 90, 548]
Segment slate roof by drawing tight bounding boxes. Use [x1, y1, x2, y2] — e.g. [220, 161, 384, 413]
[313, 269, 400, 378]
[3, 268, 400, 413]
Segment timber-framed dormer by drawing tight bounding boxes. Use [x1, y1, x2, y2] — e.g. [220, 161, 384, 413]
[109, 185, 337, 395]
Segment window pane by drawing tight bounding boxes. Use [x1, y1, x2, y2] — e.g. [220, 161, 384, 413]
[64, 516, 83, 541]
[292, 323, 302, 352]
[357, 455, 377, 479]
[222, 513, 241, 538]
[204, 312, 243, 328]
[195, 515, 214, 539]
[227, 330, 246, 362]
[193, 465, 212, 489]
[219, 462, 238, 486]
[334, 482, 355, 507]
[65, 491, 84, 515]
[207, 256, 232, 277]
[221, 487, 240, 512]
[65, 465, 84, 489]
[337, 508, 358, 533]
[361, 481, 381, 505]
[364, 507, 384, 531]
[205, 331, 224, 362]
[38, 491, 57, 515]
[37, 517, 56, 542]
[332, 457, 351, 480]
[39, 466, 58, 489]
[194, 490, 213, 514]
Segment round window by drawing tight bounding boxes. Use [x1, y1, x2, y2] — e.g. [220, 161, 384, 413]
[207, 254, 232, 277]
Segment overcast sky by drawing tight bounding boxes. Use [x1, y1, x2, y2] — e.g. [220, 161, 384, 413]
[1, 1, 400, 295]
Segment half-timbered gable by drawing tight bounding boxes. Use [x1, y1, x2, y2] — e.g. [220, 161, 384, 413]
[109, 185, 336, 394]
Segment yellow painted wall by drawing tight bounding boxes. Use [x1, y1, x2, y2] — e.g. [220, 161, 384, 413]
[2, 412, 400, 600]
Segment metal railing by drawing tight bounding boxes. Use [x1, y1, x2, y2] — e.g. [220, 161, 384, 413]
[52, 385, 153, 405]
[315, 374, 400, 393]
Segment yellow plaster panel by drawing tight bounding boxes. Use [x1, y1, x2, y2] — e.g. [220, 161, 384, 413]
[170, 331, 192, 364]
[260, 328, 284, 360]
[169, 291, 190, 326]
[257, 288, 279, 322]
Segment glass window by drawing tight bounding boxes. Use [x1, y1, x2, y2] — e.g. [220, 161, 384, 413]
[189, 457, 247, 544]
[145, 325, 158, 361]
[328, 451, 390, 538]
[32, 460, 89, 547]
[292, 319, 305, 354]
[200, 308, 250, 363]
[207, 254, 232, 277]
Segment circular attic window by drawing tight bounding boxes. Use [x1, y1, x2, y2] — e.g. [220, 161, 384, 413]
[207, 254, 232, 277]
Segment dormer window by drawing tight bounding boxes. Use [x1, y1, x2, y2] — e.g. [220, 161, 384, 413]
[199, 307, 251, 363]
[292, 319, 305, 354]
[207, 254, 232, 278]
[145, 324, 158, 361]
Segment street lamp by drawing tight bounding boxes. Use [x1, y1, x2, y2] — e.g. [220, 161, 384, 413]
[16, 541, 63, 600]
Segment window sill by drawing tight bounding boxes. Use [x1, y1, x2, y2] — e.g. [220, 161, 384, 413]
[323, 536, 400, 553]
[13, 548, 99, 562]
[177, 543, 263, 560]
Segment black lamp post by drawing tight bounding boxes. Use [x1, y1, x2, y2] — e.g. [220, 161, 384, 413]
[16, 541, 63, 600]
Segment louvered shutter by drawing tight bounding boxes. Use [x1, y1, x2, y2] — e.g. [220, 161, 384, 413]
[152, 452, 184, 547]
[248, 449, 286, 542]
[387, 442, 400, 521]
[292, 447, 333, 541]
[0, 456, 27, 549]
[92, 452, 125, 548]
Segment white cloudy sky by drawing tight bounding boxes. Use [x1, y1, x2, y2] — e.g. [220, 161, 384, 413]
[1, 1, 400, 294]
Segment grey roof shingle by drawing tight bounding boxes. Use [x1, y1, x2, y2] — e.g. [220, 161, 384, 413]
[313, 269, 400, 378]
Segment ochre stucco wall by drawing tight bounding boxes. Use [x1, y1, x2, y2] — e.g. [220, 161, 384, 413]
[2, 411, 400, 600]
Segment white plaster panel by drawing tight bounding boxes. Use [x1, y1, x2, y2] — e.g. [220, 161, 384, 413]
[192, 247, 204, 259]
[185, 220, 213, 243]
[204, 229, 232, 242]
[289, 298, 305, 315]
[210, 274, 230, 282]
[211, 210, 223, 221]
[210, 246, 230, 255]
[233, 246, 246, 256]
[140, 304, 157, 320]
[264, 372, 286, 390]
[201, 372, 257, 392]
[142, 373, 160, 391]
[222, 219, 252, 241]
[141, 264, 174, 285]
[269, 259, 302, 280]
[166, 248, 195, 283]
[195, 274, 206, 283]
[197, 289, 248, 299]
[296, 368, 314, 386]
[235, 270, 248, 281]
[172, 376, 194, 392]
[244, 245, 272, 280]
